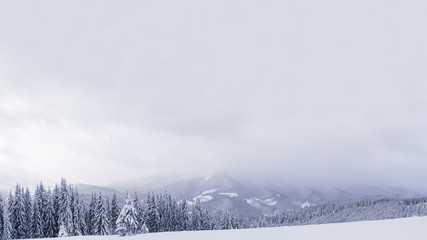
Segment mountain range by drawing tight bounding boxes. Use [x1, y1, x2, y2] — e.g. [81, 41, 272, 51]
[0, 172, 421, 217]
[74, 172, 422, 217]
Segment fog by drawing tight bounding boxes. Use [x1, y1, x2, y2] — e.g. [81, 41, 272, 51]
[1, 1, 426, 191]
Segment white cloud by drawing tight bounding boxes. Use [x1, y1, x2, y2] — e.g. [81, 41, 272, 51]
[0, 0, 427, 191]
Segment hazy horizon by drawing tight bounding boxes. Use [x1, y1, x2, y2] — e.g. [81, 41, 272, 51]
[1, 1, 427, 192]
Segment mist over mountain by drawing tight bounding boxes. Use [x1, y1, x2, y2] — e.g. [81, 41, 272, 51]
[69, 172, 422, 217]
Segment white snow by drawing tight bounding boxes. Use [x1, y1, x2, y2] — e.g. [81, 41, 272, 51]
[300, 201, 312, 208]
[193, 189, 217, 203]
[193, 195, 213, 203]
[259, 198, 277, 206]
[244, 197, 277, 208]
[193, 188, 216, 202]
[218, 192, 239, 198]
[196, 195, 213, 203]
[23, 216, 427, 240]
[202, 188, 217, 195]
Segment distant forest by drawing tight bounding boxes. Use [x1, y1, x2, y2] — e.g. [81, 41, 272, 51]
[0, 178, 426, 239]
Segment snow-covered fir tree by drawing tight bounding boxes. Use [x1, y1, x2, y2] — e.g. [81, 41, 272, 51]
[52, 184, 60, 237]
[0, 195, 12, 240]
[23, 188, 32, 238]
[44, 188, 56, 238]
[93, 194, 110, 235]
[177, 199, 190, 231]
[115, 193, 138, 236]
[32, 183, 46, 238]
[58, 179, 73, 236]
[10, 185, 26, 239]
[71, 189, 86, 236]
[132, 192, 143, 232]
[0, 195, 6, 239]
[191, 199, 203, 230]
[104, 196, 111, 234]
[144, 192, 160, 233]
[86, 193, 97, 235]
[110, 193, 120, 234]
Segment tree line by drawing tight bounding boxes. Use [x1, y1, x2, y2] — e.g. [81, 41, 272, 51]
[252, 197, 427, 228]
[2, 178, 426, 239]
[0, 178, 240, 239]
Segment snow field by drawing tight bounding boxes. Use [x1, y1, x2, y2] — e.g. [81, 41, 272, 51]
[24, 216, 427, 240]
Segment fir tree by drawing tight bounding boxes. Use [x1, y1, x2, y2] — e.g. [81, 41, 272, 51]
[110, 193, 120, 235]
[10, 184, 26, 239]
[71, 189, 86, 236]
[145, 193, 160, 233]
[0, 195, 5, 239]
[52, 184, 60, 237]
[58, 178, 73, 236]
[44, 188, 56, 238]
[177, 199, 190, 231]
[93, 194, 110, 235]
[1, 195, 12, 240]
[133, 192, 143, 232]
[23, 188, 32, 238]
[115, 193, 138, 236]
[191, 199, 203, 230]
[220, 210, 233, 230]
[31, 185, 43, 238]
[86, 193, 97, 235]
[104, 196, 112, 234]
[7, 192, 14, 239]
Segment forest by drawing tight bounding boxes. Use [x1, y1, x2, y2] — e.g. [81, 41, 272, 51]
[1, 178, 427, 239]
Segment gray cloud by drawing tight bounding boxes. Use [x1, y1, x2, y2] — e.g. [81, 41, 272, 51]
[0, 1, 427, 191]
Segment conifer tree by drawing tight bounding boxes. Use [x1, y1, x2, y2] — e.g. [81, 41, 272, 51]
[220, 210, 233, 229]
[10, 185, 26, 239]
[145, 193, 160, 233]
[52, 184, 60, 237]
[110, 193, 120, 235]
[104, 196, 112, 234]
[1, 195, 12, 240]
[23, 187, 32, 238]
[31, 185, 43, 238]
[115, 193, 138, 236]
[7, 192, 14, 239]
[58, 179, 73, 236]
[86, 193, 96, 235]
[44, 188, 56, 238]
[191, 199, 203, 230]
[133, 192, 143, 232]
[0, 195, 5, 239]
[93, 194, 110, 235]
[71, 189, 86, 236]
[177, 199, 190, 231]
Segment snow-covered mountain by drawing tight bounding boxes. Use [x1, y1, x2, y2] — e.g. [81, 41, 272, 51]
[0, 172, 420, 217]
[101, 172, 422, 217]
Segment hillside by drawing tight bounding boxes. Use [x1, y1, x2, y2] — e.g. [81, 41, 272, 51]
[22, 216, 427, 240]
[103, 172, 422, 217]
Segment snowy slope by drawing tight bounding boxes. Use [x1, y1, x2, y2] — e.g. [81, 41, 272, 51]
[105, 172, 422, 217]
[22, 216, 427, 240]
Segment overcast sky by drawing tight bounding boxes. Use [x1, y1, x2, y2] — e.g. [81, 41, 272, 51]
[1, 0, 427, 191]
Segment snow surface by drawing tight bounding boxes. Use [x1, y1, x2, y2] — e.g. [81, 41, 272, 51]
[218, 192, 239, 198]
[23, 216, 427, 240]
[193, 189, 217, 202]
[245, 197, 278, 206]
[300, 201, 312, 208]
[260, 198, 277, 206]
[202, 189, 217, 194]
[193, 195, 213, 203]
